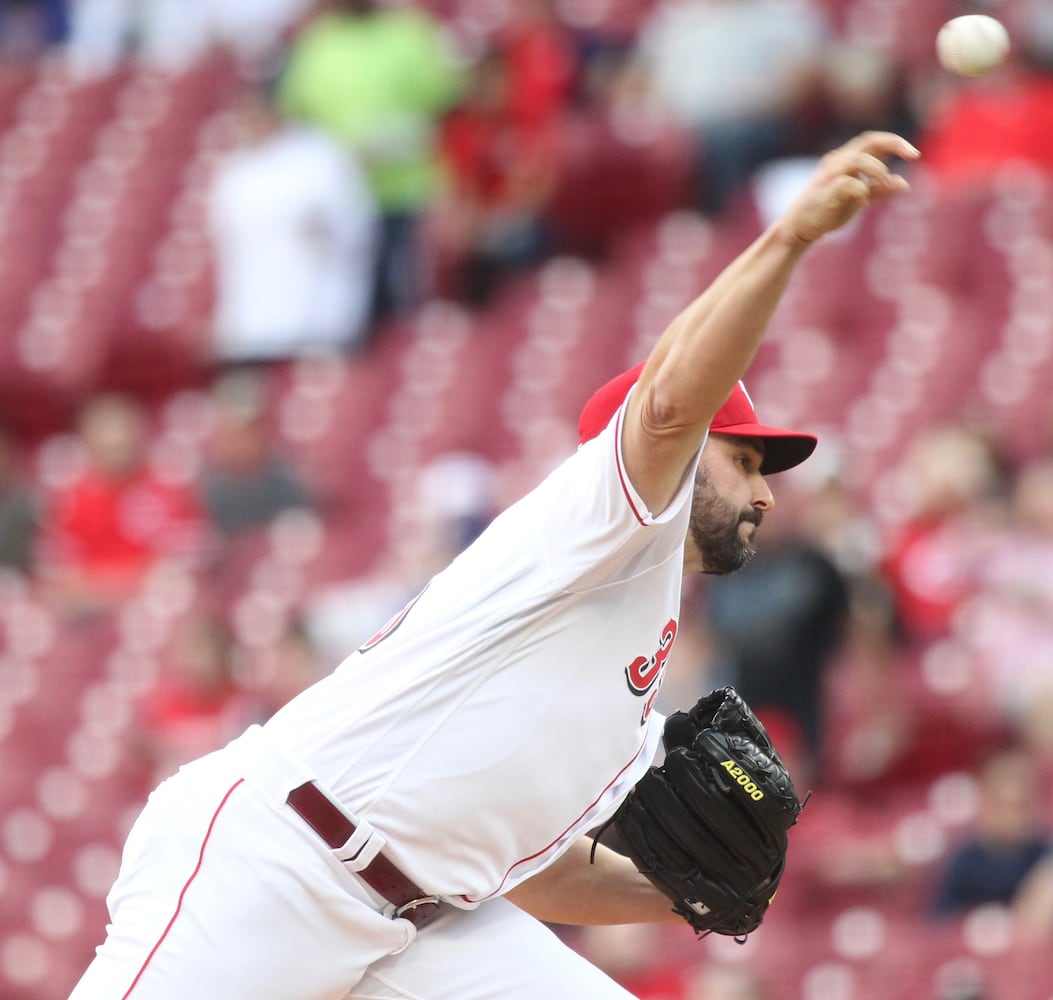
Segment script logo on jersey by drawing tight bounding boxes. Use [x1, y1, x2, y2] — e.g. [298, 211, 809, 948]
[625, 618, 677, 724]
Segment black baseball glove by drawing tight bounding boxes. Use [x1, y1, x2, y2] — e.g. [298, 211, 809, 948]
[605, 687, 805, 940]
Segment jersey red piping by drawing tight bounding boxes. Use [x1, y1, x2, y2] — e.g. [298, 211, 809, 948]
[121, 778, 244, 998]
[461, 736, 651, 903]
[613, 406, 647, 526]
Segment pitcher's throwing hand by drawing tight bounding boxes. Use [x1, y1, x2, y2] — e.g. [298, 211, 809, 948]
[783, 131, 921, 245]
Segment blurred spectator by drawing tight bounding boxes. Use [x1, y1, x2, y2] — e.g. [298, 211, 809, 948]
[784, 576, 963, 910]
[137, 0, 314, 69]
[879, 422, 1006, 645]
[64, 0, 310, 75]
[785, 457, 885, 579]
[743, 585, 913, 910]
[703, 534, 851, 779]
[816, 40, 916, 149]
[198, 368, 313, 538]
[208, 82, 379, 362]
[244, 613, 325, 720]
[0, 420, 38, 574]
[0, 0, 69, 57]
[956, 455, 1053, 756]
[36, 392, 208, 616]
[278, 0, 464, 323]
[428, 0, 580, 303]
[133, 608, 254, 784]
[620, 0, 829, 215]
[494, 0, 579, 133]
[63, 0, 134, 74]
[929, 745, 1053, 938]
[431, 47, 559, 304]
[822, 572, 1002, 798]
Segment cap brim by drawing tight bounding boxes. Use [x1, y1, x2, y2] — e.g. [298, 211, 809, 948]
[713, 423, 817, 474]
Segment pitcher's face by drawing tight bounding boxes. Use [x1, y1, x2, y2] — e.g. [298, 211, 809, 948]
[686, 435, 773, 575]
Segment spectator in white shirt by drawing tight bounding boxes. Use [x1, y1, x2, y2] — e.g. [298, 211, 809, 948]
[207, 83, 379, 362]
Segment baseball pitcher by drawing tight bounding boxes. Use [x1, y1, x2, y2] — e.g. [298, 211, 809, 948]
[70, 131, 918, 1000]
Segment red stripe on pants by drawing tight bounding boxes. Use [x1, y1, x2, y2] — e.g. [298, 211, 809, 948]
[121, 778, 245, 998]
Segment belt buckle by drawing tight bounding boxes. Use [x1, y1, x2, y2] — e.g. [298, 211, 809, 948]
[393, 896, 442, 929]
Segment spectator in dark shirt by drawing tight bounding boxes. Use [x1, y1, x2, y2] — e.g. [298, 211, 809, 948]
[0, 0, 69, 58]
[703, 536, 850, 778]
[930, 746, 1053, 924]
[199, 369, 313, 538]
[0, 420, 37, 574]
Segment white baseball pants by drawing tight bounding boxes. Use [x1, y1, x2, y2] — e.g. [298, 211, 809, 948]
[68, 730, 638, 1000]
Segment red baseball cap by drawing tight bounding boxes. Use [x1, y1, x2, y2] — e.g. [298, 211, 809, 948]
[577, 363, 817, 474]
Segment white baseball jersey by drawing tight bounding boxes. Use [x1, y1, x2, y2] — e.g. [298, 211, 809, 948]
[262, 393, 702, 903]
[70, 391, 705, 1000]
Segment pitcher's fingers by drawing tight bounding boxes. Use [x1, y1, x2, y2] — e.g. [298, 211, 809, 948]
[868, 173, 912, 201]
[830, 174, 872, 208]
[840, 130, 921, 162]
[849, 151, 895, 186]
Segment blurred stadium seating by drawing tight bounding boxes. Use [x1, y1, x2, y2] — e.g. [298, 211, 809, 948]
[2, 2, 1053, 997]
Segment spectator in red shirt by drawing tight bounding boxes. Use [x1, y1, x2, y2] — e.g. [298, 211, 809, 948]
[918, 6, 1053, 189]
[432, 46, 562, 304]
[37, 392, 208, 616]
[495, 0, 579, 134]
[919, 70, 1053, 189]
[879, 422, 1005, 644]
[133, 609, 255, 785]
[425, 1, 581, 304]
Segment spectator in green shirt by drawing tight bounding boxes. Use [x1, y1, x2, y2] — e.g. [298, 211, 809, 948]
[278, 0, 464, 325]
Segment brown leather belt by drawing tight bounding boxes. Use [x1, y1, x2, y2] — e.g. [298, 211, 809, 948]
[286, 781, 441, 929]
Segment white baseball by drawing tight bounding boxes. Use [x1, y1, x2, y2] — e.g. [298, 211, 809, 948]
[936, 14, 1010, 77]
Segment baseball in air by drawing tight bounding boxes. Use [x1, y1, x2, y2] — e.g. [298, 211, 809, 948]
[936, 14, 1010, 76]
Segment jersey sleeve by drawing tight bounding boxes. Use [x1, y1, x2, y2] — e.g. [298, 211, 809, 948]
[589, 384, 705, 526]
[524, 388, 703, 594]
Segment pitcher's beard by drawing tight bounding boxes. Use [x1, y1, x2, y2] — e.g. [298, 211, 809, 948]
[689, 474, 762, 575]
